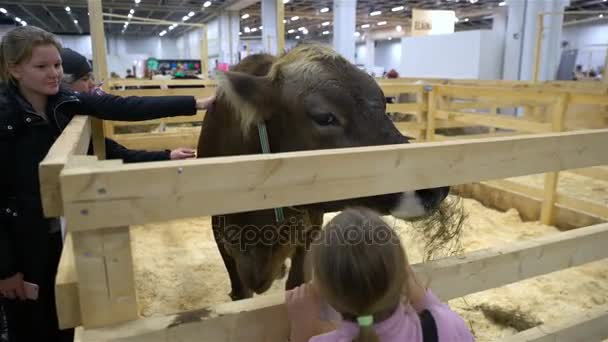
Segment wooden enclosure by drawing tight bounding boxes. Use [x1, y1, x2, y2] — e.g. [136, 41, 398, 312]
[41, 109, 608, 340]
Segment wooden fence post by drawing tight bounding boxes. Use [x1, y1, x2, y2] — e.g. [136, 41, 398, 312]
[540, 93, 569, 225]
[425, 86, 437, 141]
[88, 0, 108, 159]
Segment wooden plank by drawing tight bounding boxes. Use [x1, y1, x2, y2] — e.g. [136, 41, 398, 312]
[568, 167, 608, 182]
[541, 94, 569, 226]
[72, 226, 138, 328]
[433, 131, 525, 141]
[569, 93, 608, 106]
[490, 179, 608, 219]
[386, 103, 421, 115]
[107, 79, 217, 88]
[436, 85, 556, 105]
[533, 14, 543, 83]
[39, 116, 91, 218]
[200, 25, 208, 78]
[113, 130, 200, 151]
[110, 111, 206, 127]
[55, 233, 81, 329]
[499, 304, 608, 342]
[80, 223, 608, 341]
[425, 89, 437, 141]
[380, 84, 424, 94]
[437, 111, 552, 133]
[108, 87, 216, 98]
[454, 181, 605, 230]
[88, 0, 108, 160]
[59, 129, 608, 231]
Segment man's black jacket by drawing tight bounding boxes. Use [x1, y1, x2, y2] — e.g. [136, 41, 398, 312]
[0, 81, 196, 279]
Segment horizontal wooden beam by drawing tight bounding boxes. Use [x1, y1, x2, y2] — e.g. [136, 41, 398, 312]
[109, 111, 205, 127]
[108, 87, 216, 98]
[437, 111, 552, 133]
[107, 79, 217, 88]
[79, 222, 608, 341]
[113, 130, 200, 151]
[60, 129, 608, 231]
[436, 85, 557, 105]
[498, 303, 608, 342]
[569, 93, 608, 105]
[39, 116, 91, 218]
[386, 103, 423, 116]
[569, 166, 608, 182]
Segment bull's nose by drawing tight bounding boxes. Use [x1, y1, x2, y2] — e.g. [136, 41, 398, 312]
[415, 186, 449, 210]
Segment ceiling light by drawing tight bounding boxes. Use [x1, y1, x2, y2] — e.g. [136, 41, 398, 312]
[169, 25, 175, 30]
[244, 27, 250, 32]
[320, 7, 329, 13]
[469, 0, 478, 3]
[21, 21, 26, 26]
[65, 6, 71, 12]
[203, 1, 212, 7]
[396, 25, 402, 32]
[188, 11, 195, 17]
[134, 0, 141, 3]
[130, 9, 135, 14]
[159, 30, 167, 36]
[303, 29, 308, 34]
[283, 0, 290, 3]
[251, 27, 258, 32]
[463, 18, 469, 22]
[259, 26, 263, 29]
[361, 24, 370, 28]
[74, 19, 78, 24]
[600, 14, 605, 18]
[15, 17, 21, 22]
[241, 13, 249, 19]
[498, 1, 506, 6]
[291, 16, 299, 21]
[377, 21, 387, 25]
[322, 30, 329, 35]
[298, 26, 305, 31]
[322, 21, 330, 26]
[288, 29, 295, 33]
[283, 19, 287, 23]
[239, 32, 242, 35]
[454, 17, 460, 22]
[391, 6, 405, 11]
[182, 15, 190, 21]
[354, 32, 360, 37]
[0, 8, 6, 14]
[295, 35, 300, 39]
[388, 37, 392, 40]
[128, 13, 133, 18]
[370, 11, 381, 16]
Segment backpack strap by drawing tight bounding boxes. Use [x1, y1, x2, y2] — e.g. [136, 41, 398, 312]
[419, 309, 439, 342]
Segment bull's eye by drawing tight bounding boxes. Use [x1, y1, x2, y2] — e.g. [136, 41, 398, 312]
[310, 112, 339, 126]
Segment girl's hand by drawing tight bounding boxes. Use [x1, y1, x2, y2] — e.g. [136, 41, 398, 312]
[170, 147, 196, 160]
[0, 272, 26, 300]
[196, 95, 215, 110]
[286, 283, 336, 342]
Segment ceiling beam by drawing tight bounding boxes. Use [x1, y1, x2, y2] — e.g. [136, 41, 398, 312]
[19, 4, 53, 31]
[42, 5, 68, 32]
[1, 0, 202, 13]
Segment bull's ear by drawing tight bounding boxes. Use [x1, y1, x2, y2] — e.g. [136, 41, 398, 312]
[217, 71, 277, 134]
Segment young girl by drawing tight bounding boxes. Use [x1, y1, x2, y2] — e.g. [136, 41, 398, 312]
[286, 208, 474, 342]
[0, 26, 213, 341]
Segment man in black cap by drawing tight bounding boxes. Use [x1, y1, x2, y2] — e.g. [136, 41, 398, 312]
[60, 48, 196, 162]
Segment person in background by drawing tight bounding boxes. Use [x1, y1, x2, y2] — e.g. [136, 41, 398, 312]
[125, 68, 135, 78]
[286, 208, 474, 342]
[60, 48, 196, 162]
[0, 26, 214, 342]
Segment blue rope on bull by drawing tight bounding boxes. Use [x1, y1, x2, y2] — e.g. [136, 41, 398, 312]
[257, 122, 285, 223]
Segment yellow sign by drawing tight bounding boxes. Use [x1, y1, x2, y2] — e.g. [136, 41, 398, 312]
[411, 9, 456, 37]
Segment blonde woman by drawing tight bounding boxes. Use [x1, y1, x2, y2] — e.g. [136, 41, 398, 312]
[0, 26, 213, 341]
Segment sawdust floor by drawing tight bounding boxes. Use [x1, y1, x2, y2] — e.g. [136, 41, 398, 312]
[506, 169, 608, 206]
[130, 197, 608, 341]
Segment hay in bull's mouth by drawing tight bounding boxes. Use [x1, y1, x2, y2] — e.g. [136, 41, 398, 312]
[407, 195, 467, 261]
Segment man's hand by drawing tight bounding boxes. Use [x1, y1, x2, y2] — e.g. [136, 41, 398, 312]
[0, 272, 26, 300]
[196, 95, 216, 110]
[170, 147, 196, 160]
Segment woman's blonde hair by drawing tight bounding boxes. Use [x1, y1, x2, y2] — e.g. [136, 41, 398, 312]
[310, 208, 408, 342]
[0, 26, 62, 83]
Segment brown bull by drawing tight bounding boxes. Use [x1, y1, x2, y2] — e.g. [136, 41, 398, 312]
[197, 43, 449, 300]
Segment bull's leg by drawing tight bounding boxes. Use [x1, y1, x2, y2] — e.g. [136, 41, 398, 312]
[211, 216, 252, 300]
[286, 212, 323, 290]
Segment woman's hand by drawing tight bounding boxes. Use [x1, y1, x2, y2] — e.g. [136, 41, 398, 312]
[286, 283, 336, 342]
[196, 95, 215, 110]
[170, 147, 196, 160]
[0, 272, 26, 300]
